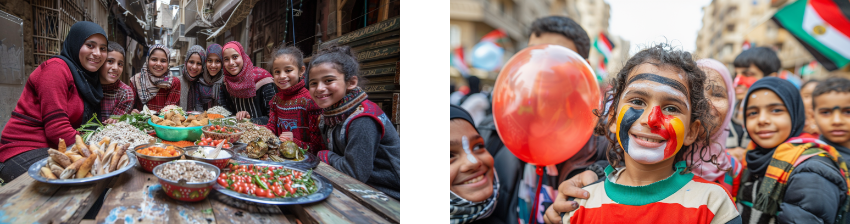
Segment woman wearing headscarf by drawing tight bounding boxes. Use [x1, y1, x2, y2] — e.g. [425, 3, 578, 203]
[690, 59, 742, 193]
[219, 41, 275, 124]
[0, 21, 107, 181]
[196, 44, 225, 111]
[181, 45, 206, 111]
[130, 44, 181, 112]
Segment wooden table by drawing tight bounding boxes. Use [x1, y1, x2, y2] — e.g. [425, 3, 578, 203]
[0, 162, 400, 224]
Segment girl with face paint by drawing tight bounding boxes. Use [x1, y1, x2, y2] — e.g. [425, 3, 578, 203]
[129, 44, 181, 112]
[450, 105, 499, 224]
[737, 77, 850, 223]
[0, 21, 107, 181]
[560, 44, 740, 224]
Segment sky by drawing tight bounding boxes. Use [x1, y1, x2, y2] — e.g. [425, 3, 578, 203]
[605, 0, 713, 56]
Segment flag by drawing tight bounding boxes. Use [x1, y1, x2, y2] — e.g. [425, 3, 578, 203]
[451, 46, 470, 76]
[772, 0, 850, 71]
[594, 32, 615, 63]
[481, 29, 508, 47]
[799, 60, 818, 75]
[596, 58, 608, 83]
[742, 40, 751, 50]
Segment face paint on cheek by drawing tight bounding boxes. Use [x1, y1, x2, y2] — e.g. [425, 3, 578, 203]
[647, 106, 686, 159]
[615, 105, 643, 153]
[461, 136, 478, 164]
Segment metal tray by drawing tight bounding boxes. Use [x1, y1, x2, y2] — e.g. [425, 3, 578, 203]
[29, 153, 138, 185]
[212, 164, 333, 205]
[230, 143, 320, 170]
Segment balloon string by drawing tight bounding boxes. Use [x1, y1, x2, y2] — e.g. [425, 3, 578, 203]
[531, 166, 544, 224]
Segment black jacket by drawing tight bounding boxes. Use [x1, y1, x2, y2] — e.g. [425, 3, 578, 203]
[738, 155, 848, 224]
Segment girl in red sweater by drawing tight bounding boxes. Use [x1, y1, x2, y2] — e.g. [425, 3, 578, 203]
[265, 45, 324, 154]
[130, 44, 181, 112]
[0, 21, 107, 181]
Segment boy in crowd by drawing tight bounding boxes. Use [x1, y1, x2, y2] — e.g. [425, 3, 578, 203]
[809, 77, 850, 223]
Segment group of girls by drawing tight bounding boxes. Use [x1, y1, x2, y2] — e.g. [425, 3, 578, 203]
[0, 21, 400, 200]
[453, 42, 850, 224]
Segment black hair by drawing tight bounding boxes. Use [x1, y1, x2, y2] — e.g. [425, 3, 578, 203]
[595, 43, 716, 172]
[107, 41, 125, 57]
[732, 47, 780, 75]
[529, 16, 591, 59]
[811, 77, 850, 109]
[271, 44, 305, 69]
[467, 76, 480, 94]
[307, 44, 368, 88]
[801, 79, 820, 90]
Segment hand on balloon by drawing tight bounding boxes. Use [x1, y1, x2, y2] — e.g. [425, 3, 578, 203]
[543, 170, 598, 224]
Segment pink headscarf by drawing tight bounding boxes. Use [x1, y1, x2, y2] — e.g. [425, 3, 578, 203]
[222, 41, 273, 98]
[692, 59, 737, 181]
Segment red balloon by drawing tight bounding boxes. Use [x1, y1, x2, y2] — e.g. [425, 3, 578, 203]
[492, 45, 601, 166]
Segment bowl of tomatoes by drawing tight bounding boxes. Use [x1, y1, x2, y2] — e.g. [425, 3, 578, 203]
[213, 163, 333, 205]
[133, 143, 184, 172]
[195, 137, 232, 148]
[202, 125, 243, 143]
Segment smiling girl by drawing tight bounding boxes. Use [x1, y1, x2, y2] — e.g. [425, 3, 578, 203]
[450, 105, 500, 224]
[219, 41, 276, 124]
[308, 45, 400, 199]
[181, 45, 206, 111]
[130, 44, 180, 111]
[737, 77, 850, 223]
[99, 41, 134, 123]
[0, 21, 107, 181]
[562, 44, 739, 224]
[196, 44, 225, 111]
[265, 45, 324, 154]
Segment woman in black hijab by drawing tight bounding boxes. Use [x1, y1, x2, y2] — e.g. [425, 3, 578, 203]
[0, 21, 107, 181]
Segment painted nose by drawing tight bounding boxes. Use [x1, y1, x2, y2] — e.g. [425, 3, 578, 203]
[647, 106, 665, 130]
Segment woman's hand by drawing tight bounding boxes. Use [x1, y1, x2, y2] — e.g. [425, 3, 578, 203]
[543, 170, 598, 224]
[235, 111, 251, 120]
[279, 132, 294, 142]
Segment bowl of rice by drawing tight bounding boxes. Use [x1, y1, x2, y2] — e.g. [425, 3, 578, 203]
[153, 160, 219, 202]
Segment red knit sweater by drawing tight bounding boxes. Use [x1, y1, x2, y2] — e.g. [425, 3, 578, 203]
[265, 82, 326, 154]
[130, 76, 181, 111]
[0, 58, 83, 162]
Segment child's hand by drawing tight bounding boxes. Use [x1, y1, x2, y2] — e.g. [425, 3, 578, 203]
[131, 109, 140, 114]
[103, 118, 118, 124]
[279, 132, 293, 142]
[235, 111, 251, 120]
[544, 170, 598, 224]
[727, 147, 747, 161]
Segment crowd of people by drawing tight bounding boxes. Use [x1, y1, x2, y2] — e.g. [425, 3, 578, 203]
[451, 16, 850, 224]
[0, 21, 400, 200]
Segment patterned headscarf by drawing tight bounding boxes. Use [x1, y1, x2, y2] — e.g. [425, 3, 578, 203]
[198, 43, 224, 107]
[131, 44, 172, 105]
[222, 41, 273, 98]
[182, 45, 206, 82]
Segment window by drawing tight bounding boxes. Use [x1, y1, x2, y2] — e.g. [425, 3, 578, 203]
[726, 24, 735, 32]
[451, 25, 461, 48]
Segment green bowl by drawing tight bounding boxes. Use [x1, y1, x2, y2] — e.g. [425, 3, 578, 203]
[148, 119, 204, 142]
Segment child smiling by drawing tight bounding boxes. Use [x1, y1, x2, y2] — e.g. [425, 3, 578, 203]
[562, 44, 739, 224]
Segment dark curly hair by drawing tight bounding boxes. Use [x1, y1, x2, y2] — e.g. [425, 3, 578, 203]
[529, 16, 590, 59]
[733, 47, 780, 76]
[307, 44, 368, 88]
[595, 43, 717, 172]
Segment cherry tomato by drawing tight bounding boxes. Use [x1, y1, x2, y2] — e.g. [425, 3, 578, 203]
[256, 189, 268, 197]
[218, 178, 228, 187]
[285, 185, 295, 195]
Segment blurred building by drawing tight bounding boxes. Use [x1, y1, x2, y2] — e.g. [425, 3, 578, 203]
[449, 0, 629, 88]
[694, 0, 850, 79]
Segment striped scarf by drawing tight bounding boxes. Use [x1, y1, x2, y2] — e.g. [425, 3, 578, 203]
[750, 137, 850, 216]
[132, 44, 172, 105]
[321, 86, 367, 127]
[450, 171, 499, 224]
